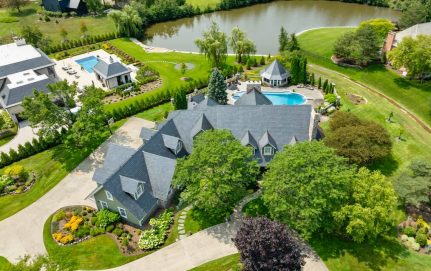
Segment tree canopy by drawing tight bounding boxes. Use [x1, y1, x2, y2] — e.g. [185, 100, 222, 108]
[173, 130, 259, 221]
[397, 0, 431, 29]
[394, 160, 431, 206]
[109, 5, 143, 38]
[358, 18, 395, 41]
[324, 111, 392, 165]
[207, 68, 227, 105]
[2, 0, 28, 12]
[262, 141, 354, 239]
[229, 27, 256, 64]
[234, 217, 305, 271]
[20, 25, 51, 49]
[388, 35, 431, 82]
[195, 22, 228, 68]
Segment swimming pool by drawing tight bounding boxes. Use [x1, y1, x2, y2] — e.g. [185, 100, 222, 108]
[75, 56, 99, 73]
[233, 92, 306, 105]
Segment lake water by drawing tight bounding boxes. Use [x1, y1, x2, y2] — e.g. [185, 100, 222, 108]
[144, 1, 400, 54]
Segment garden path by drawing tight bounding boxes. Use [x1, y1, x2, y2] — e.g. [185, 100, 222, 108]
[0, 117, 154, 263]
[0, 121, 38, 153]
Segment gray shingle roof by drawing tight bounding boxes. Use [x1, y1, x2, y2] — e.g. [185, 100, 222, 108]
[191, 114, 213, 137]
[395, 22, 431, 46]
[93, 144, 136, 184]
[139, 127, 156, 141]
[260, 60, 289, 81]
[120, 175, 144, 196]
[241, 130, 258, 149]
[67, 0, 81, 8]
[162, 134, 180, 151]
[259, 130, 277, 149]
[2, 77, 56, 106]
[93, 59, 129, 79]
[234, 88, 272, 106]
[290, 136, 298, 145]
[143, 151, 176, 200]
[0, 48, 55, 79]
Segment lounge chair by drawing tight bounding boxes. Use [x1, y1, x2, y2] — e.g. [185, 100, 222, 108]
[67, 70, 77, 75]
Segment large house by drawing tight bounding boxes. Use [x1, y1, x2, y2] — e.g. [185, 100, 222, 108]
[88, 88, 320, 226]
[383, 22, 431, 53]
[0, 39, 57, 122]
[42, 0, 87, 15]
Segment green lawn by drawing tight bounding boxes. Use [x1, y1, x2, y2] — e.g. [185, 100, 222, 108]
[186, 0, 221, 8]
[135, 102, 174, 122]
[184, 208, 224, 235]
[0, 2, 115, 43]
[0, 257, 10, 271]
[0, 126, 17, 147]
[188, 254, 241, 271]
[104, 38, 214, 111]
[298, 27, 431, 128]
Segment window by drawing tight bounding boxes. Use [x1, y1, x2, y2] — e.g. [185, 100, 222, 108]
[118, 207, 127, 218]
[175, 141, 183, 154]
[106, 191, 113, 201]
[249, 145, 256, 156]
[99, 200, 108, 209]
[135, 184, 144, 200]
[263, 146, 274, 156]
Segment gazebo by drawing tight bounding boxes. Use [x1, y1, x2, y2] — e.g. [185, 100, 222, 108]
[260, 59, 289, 87]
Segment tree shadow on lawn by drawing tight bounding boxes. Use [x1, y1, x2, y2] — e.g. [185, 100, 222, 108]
[8, 7, 37, 17]
[310, 235, 410, 271]
[367, 154, 399, 176]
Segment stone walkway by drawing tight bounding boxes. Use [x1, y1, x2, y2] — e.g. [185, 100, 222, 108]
[177, 206, 192, 240]
[0, 117, 154, 263]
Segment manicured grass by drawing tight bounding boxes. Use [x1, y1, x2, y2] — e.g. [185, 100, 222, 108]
[298, 27, 431, 127]
[184, 208, 224, 235]
[104, 38, 213, 111]
[0, 119, 126, 221]
[186, 0, 221, 8]
[0, 3, 115, 43]
[135, 102, 174, 122]
[0, 257, 11, 271]
[0, 126, 18, 147]
[189, 254, 241, 271]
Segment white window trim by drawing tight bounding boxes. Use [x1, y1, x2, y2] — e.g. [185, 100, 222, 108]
[175, 141, 183, 154]
[99, 200, 108, 209]
[263, 146, 274, 156]
[106, 190, 113, 201]
[135, 184, 144, 200]
[118, 207, 127, 218]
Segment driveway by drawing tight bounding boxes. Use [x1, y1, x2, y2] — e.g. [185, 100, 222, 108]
[0, 117, 154, 263]
[0, 121, 38, 153]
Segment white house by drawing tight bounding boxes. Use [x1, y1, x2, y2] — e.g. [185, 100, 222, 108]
[0, 38, 57, 122]
[93, 56, 131, 89]
[260, 59, 289, 87]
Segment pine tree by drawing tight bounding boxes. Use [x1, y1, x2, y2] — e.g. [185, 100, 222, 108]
[24, 142, 36, 156]
[267, 54, 271, 60]
[0, 152, 11, 167]
[172, 89, 187, 110]
[9, 149, 19, 162]
[299, 57, 308, 84]
[323, 79, 328, 93]
[253, 58, 258, 67]
[310, 73, 315, 86]
[260, 56, 265, 65]
[246, 58, 253, 70]
[17, 144, 27, 159]
[278, 27, 289, 52]
[208, 68, 227, 105]
[317, 77, 322, 89]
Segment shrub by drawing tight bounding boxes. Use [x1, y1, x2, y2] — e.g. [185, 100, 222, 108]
[60, 234, 74, 244]
[106, 225, 115, 232]
[0, 175, 14, 193]
[415, 233, 428, 247]
[324, 94, 337, 105]
[403, 226, 416, 237]
[112, 228, 124, 236]
[63, 215, 83, 232]
[138, 211, 174, 250]
[8, 149, 19, 161]
[90, 217, 97, 225]
[75, 226, 90, 238]
[4, 165, 25, 179]
[400, 234, 409, 242]
[53, 209, 66, 222]
[95, 209, 121, 229]
[90, 227, 105, 236]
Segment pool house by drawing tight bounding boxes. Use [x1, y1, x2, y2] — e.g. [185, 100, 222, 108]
[93, 56, 131, 89]
[260, 59, 289, 87]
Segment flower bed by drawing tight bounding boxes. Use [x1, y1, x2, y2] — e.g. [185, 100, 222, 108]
[0, 165, 36, 196]
[398, 216, 431, 254]
[50, 206, 175, 255]
[138, 211, 174, 250]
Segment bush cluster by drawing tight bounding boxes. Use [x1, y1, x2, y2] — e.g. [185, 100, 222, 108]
[138, 211, 174, 250]
[43, 32, 118, 54]
[400, 216, 430, 249]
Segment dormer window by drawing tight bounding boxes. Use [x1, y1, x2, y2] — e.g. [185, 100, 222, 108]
[106, 190, 113, 200]
[263, 146, 274, 156]
[175, 141, 183, 154]
[134, 184, 144, 200]
[249, 145, 256, 156]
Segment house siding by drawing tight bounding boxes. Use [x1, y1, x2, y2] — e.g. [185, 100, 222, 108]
[93, 188, 142, 226]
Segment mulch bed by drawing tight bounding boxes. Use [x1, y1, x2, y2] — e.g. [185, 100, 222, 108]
[103, 79, 163, 104]
[346, 93, 367, 105]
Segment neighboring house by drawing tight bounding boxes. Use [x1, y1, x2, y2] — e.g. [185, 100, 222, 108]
[260, 59, 289, 87]
[93, 57, 132, 89]
[42, 0, 87, 15]
[383, 22, 431, 53]
[88, 89, 320, 226]
[0, 39, 57, 122]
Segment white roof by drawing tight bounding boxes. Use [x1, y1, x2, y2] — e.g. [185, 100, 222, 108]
[6, 70, 48, 89]
[0, 43, 41, 67]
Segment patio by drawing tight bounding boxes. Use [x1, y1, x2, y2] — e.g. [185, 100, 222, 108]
[54, 50, 138, 91]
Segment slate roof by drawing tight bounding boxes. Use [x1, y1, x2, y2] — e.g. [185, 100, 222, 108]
[191, 114, 213, 137]
[260, 59, 289, 81]
[162, 134, 180, 151]
[139, 127, 156, 141]
[93, 59, 129, 79]
[259, 130, 277, 149]
[234, 88, 273, 106]
[241, 130, 258, 149]
[0, 48, 55, 79]
[2, 76, 56, 106]
[120, 176, 144, 196]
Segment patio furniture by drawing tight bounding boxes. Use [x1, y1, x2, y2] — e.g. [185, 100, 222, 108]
[67, 70, 77, 75]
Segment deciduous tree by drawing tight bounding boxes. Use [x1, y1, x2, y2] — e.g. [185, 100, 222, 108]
[229, 27, 256, 64]
[3, 0, 28, 12]
[234, 217, 305, 271]
[109, 5, 143, 38]
[195, 22, 228, 68]
[394, 160, 431, 206]
[20, 25, 51, 49]
[358, 18, 395, 41]
[207, 68, 227, 104]
[173, 130, 259, 222]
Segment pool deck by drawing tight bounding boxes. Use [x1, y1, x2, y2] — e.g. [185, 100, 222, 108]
[227, 83, 324, 106]
[54, 49, 137, 91]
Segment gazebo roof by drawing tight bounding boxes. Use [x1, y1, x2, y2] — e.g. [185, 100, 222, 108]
[260, 60, 289, 81]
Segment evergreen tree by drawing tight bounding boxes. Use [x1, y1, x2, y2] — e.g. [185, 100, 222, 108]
[267, 54, 271, 60]
[17, 144, 27, 159]
[310, 73, 315, 86]
[317, 77, 322, 89]
[299, 57, 308, 84]
[24, 142, 35, 156]
[278, 27, 289, 52]
[260, 56, 265, 65]
[9, 149, 19, 162]
[207, 68, 227, 105]
[323, 79, 328, 93]
[286, 33, 300, 52]
[0, 152, 11, 167]
[172, 89, 187, 110]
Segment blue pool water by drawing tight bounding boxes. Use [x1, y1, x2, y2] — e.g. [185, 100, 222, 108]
[233, 92, 306, 105]
[75, 56, 99, 73]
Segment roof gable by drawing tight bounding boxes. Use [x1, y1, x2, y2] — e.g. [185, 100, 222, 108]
[191, 114, 213, 138]
[120, 175, 144, 196]
[241, 130, 258, 149]
[143, 151, 176, 200]
[234, 88, 272, 106]
[259, 130, 277, 149]
[260, 59, 289, 80]
[93, 59, 129, 79]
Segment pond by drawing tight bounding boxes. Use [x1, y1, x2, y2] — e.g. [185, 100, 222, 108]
[144, 0, 400, 54]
